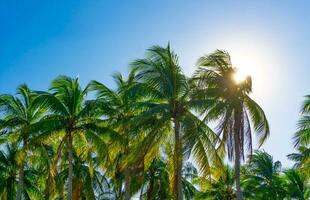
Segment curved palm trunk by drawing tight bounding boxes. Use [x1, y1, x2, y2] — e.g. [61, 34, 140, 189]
[16, 164, 24, 200]
[234, 109, 243, 200]
[173, 118, 183, 200]
[68, 133, 73, 200]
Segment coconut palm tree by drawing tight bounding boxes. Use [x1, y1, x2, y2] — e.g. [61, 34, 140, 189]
[30, 75, 113, 200]
[0, 144, 42, 200]
[29, 143, 59, 199]
[140, 159, 171, 200]
[241, 150, 286, 200]
[284, 169, 310, 200]
[0, 84, 45, 200]
[140, 159, 199, 200]
[131, 45, 221, 199]
[192, 50, 270, 200]
[294, 95, 310, 147]
[89, 69, 147, 200]
[54, 151, 104, 200]
[198, 165, 236, 200]
[287, 146, 310, 176]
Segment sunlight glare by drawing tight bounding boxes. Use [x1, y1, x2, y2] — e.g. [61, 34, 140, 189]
[233, 69, 248, 83]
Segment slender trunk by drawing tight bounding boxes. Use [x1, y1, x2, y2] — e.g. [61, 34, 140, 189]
[173, 118, 183, 200]
[124, 167, 131, 200]
[44, 175, 51, 200]
[234, 109, 243, 200]
[234, 143, 242, 200]
[124, 136, 131, 200]
[16, 164, 24, 200]
[68, 133, 73, 200]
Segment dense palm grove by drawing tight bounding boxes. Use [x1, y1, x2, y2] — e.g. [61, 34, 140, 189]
[0, 45, 309, 200]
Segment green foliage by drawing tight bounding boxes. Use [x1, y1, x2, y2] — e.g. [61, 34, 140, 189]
[0, 45, 309, 200]
[241, 150, 286, 200]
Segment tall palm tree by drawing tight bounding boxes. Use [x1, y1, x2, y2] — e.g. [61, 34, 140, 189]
[30, 75, 112, 200]
[131, 45, 221, 199]
[193, 50, 270, 200]
[89, 69, 146, 200]
[241, 150, 286, 200]
[0, 84, 45, 200]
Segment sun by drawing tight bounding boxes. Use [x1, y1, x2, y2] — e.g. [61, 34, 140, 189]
[233, 69, 248, 83]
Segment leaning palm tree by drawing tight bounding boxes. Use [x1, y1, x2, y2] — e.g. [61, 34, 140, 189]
[30, 75, 113, 200]
[131, 45, 221, 199]
[0, 84, 45, 200]
[192, 50, 270, 200]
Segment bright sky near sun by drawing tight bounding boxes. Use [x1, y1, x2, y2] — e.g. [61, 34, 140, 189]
[1, 0, 310, 167]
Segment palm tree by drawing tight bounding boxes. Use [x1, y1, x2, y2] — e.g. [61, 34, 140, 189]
[241, 150, 286, 200]
[294, 95, 310, 147]
[131, 45, 221, 199]
[284, 169, 310, 200]
[193, 50, 270, 200]
[0, 144, 42, 200]
[287, 146, 310, 176]
[30, 75, 112, 200]
[89, 69, 146, 200]
[198, 165, 236, 200]
[140, 159, 199, 200]
[140, 159, 171, 200]
[55, 151, 104, 199]
[29, 143, 59, 199]
[0, 84, 45, 200]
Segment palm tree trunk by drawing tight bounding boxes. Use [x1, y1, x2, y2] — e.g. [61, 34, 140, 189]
[16, 164, 24, 200]
[44, 176, 50, 200]
[124, 167, 131, 200]
[234, 109, 243, 200]
[124, 137, 131, 200]
[173, 118, 183, 200]
[234, 143, 243, 200]
[68, 133, 73, 200]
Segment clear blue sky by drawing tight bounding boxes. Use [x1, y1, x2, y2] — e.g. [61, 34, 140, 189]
[1, 0, 310, 167]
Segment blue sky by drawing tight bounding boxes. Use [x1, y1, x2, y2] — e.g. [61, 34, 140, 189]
[1, 0, 310, 166]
